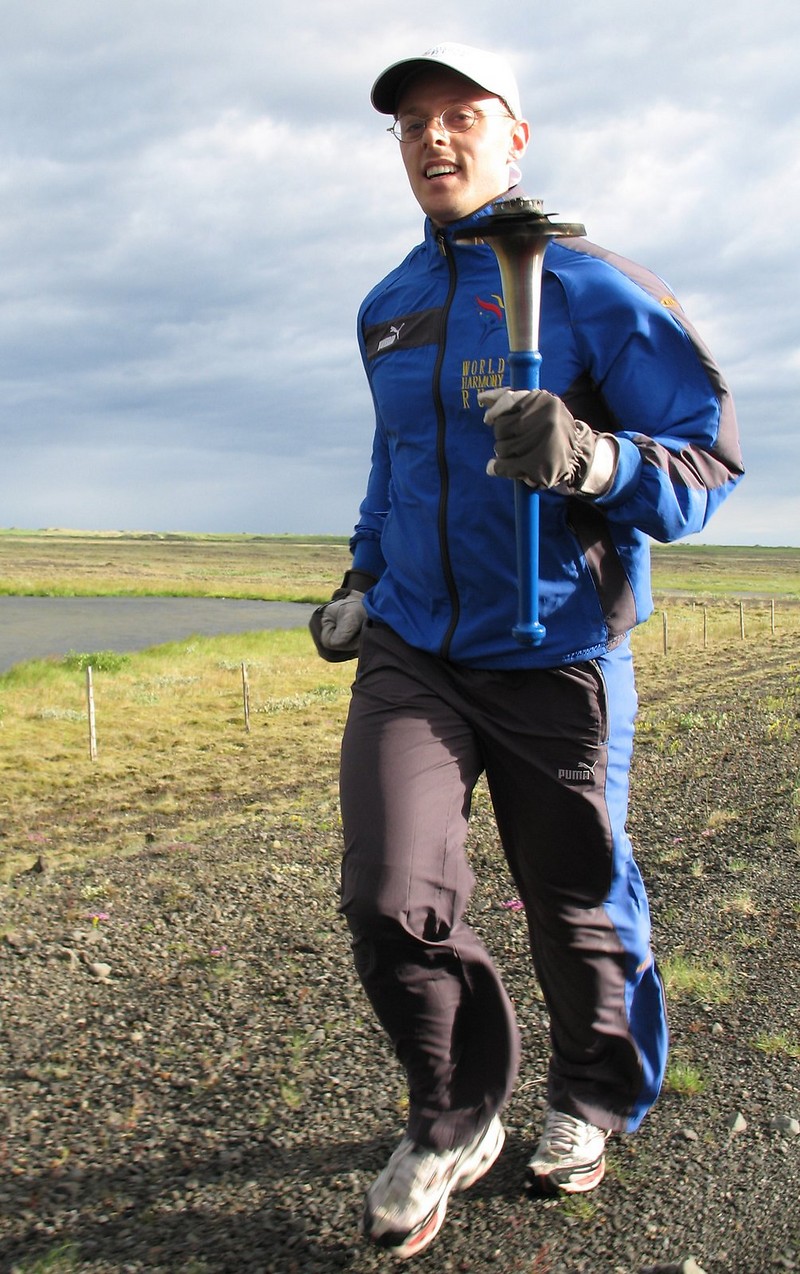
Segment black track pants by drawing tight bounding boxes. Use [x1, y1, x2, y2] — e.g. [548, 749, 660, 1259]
[339, 622, 668, 1150]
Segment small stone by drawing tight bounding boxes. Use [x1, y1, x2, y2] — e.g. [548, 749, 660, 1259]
[727, 1111, 747, 1134]
[86, 961, 112, 981]
[640, 1261, 708, 1274]
[771, 1114, 800, 1136]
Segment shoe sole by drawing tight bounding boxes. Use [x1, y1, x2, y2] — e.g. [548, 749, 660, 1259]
[526, 1153, 606, 1196]
[365, 1119, 506, 1260]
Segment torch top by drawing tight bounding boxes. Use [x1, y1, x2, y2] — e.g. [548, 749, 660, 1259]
[454, 198, 586, 244]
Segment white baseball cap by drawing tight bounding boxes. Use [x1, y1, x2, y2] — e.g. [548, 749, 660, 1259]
[371, 42, 522, 120]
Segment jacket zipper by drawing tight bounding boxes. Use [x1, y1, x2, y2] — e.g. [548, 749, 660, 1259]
[435, 230, 461, 660]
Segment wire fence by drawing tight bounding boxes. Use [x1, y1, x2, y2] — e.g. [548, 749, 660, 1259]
[65, 599, 798, 759]
[634, 598, 798, 656]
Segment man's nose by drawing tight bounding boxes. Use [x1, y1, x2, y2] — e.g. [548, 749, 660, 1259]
[422, 115, 450, 140]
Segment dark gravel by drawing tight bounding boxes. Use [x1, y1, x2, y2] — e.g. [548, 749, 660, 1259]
[1, 640, 798, 1274]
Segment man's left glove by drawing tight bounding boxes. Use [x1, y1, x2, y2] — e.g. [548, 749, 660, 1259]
[479, 388, 618, 496]
[309, 570, 377, 663]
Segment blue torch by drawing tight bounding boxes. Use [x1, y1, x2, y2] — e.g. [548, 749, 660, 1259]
[455, 199, 585, 647]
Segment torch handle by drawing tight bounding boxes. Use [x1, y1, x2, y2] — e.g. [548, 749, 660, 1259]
[452, 200, 586, 649]
[509, 350, 546, 647]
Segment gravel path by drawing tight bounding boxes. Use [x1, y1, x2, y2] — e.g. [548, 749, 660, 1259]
[1, 643, 798, 1274]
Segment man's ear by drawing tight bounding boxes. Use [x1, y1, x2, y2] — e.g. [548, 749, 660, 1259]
[509, 118, 530, 162]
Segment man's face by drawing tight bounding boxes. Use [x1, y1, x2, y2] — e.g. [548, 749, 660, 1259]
[394, 68, 529, 225]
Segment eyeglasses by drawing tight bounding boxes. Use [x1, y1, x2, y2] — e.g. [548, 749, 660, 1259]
[388, 104, 514, 143]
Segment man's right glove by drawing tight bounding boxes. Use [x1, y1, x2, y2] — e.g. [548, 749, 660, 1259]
[479, 387, 618, 496]
[309, 570, 377, 662]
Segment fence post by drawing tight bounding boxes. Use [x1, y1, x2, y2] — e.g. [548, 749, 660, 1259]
[703, 605, 708, 650]
[86, 666, 97, 761]
[771, 598, 776, 635]
[242, 662, 251, 733]
[739, 600, 745, 640]
[662, 611, 668, 656]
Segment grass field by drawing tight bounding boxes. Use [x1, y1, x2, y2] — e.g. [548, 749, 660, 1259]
[0, 530, 349, 602]
[1, 531, 798, 883]
[1, 529, 799, 602]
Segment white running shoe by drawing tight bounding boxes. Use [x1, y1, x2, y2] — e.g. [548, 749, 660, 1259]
[363, 1115, 505, 1259]
[526, 1106, 610, 1195]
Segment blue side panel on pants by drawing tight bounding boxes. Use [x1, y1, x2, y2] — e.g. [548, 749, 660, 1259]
[597, 639, 669, 1131]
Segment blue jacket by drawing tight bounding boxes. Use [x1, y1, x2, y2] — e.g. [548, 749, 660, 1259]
[350, 194, 743, 669]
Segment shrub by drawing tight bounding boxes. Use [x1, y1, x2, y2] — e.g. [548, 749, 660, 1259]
[62, 650, 130, 673]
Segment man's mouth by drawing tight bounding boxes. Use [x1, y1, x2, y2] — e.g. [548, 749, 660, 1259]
[425, 164, 459, 180]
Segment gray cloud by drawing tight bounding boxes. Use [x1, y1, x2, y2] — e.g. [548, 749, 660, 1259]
[1, 0, 797, 542]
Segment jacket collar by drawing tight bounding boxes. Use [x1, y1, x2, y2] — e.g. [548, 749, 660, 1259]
[422, 184, 529, 252]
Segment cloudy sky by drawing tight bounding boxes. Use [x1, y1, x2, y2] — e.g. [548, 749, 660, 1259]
[3, 0, 798, 545]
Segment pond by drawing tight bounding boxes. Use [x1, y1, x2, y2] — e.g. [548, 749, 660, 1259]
[0, 597, 316, 673]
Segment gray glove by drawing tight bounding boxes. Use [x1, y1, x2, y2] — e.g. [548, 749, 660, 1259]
[321, 592, 365, 646]
[309, 570, 377, 663]
[479, 388, 617, 496]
